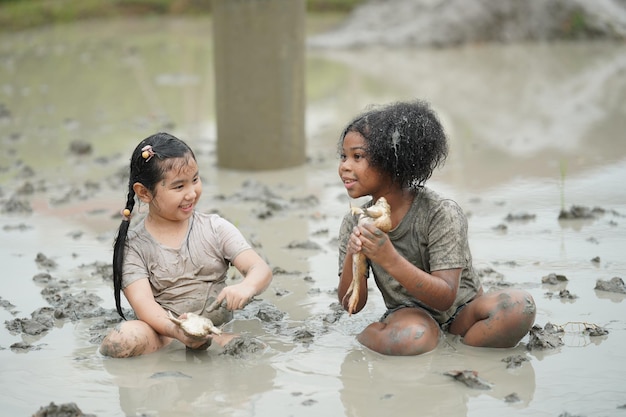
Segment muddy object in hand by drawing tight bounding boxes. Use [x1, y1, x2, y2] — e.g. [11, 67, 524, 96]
[168, 311, 222, 338]
[343, 197, 392, 315]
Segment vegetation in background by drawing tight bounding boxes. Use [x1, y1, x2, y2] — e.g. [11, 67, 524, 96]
[0, 0, 366, 32]
[559, 159, 568, 212]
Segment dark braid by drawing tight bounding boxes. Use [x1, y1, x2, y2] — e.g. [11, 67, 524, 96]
[112, 132, 195, 319]
[112, 188, 136, 319]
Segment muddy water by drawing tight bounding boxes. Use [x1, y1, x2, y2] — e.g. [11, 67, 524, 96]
[1, 17, 626, 417]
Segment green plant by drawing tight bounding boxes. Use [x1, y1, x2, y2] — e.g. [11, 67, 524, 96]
[559, 158, 568, 212]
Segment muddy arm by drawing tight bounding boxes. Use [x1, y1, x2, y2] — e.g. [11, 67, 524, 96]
[211, 249, 272, 311]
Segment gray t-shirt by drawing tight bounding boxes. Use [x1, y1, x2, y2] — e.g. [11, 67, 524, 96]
[122, 211, 251, 325]
[338, 187, 482, 324]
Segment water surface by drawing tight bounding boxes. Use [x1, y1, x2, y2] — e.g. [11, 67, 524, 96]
[1, 17, 625, 417]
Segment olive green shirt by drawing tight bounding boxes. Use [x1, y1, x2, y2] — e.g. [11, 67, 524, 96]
[338, 187, 482, 324]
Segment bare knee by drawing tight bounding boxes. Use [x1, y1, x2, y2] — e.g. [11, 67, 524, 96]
[99, 321, 164, 358]
[499, 290, 536, 328]
[463, 290, 536, 348]
[357, 319, 439, 356]
[512, 290, 537, 335]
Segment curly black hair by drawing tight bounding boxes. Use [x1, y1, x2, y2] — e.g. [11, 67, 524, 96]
[338, 100, 448, 189]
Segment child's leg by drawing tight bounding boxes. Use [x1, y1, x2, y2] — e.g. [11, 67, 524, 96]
[448, 289, 536, 348]
[99, 320, 172, 358]
[357, 307, 440, 356]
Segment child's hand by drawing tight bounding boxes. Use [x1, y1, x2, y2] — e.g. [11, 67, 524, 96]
[170, 313, 213, 350]
[348, 226, 363, 255]
[214, 282, 256, 311]
[357, 222, 394, 265]
[180, 333, 212, 350]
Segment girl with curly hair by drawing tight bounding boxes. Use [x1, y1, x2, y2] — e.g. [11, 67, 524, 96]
[337, 100, 536, 355]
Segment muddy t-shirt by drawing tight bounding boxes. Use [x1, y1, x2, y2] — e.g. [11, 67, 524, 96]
[122, 211, 251, 325]
[338, 187, 482, 324]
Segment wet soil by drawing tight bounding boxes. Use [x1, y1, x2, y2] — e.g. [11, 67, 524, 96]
[1, 12, 626, 417]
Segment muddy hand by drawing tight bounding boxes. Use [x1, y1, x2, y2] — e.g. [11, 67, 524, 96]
[206, 298, 227, 313]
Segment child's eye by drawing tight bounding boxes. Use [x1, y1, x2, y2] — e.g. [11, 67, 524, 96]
[339, 153, 347, 161]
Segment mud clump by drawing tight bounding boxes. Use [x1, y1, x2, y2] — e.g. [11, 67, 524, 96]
[595, 276, 626, 294]
[528, 322, 609, 350]
[4, 269, 123, 345]
[33, 402, 95, 417]
[541, 273, 568, 285]
[559, 205, 605, 220]
[505, 212, 536, 222]
[68, 140, 93, 156]
[35, 253, 58, 270]
[502, 354, 529, 369]
[527, 323, 565, 350]
[1, 195, 33, 214]
[11, 341, 45, 352]
[444, 370, 492, 390]
[221, 335, 267, 358]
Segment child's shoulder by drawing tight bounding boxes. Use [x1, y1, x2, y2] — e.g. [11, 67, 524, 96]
[416, 186, 451, 205]
[415, 187, 465, 217]
[193, 210, 225, 226]
[192, 210, 241, 233]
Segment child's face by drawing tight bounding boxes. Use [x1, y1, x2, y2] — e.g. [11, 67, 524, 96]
[338, 131, 385, 199]
[149, 157, 202, 223]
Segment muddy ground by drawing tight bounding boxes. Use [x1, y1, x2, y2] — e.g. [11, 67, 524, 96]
[1, 7, 626, 417]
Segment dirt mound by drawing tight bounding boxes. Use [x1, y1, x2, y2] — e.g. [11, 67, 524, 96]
[309, 0, 626, 48]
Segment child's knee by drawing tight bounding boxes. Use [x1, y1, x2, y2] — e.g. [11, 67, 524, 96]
[509, 290, 537, 325]
[358, 322, 438, 356]
[496, 290, 536, 317]
[99, 322, 150, 358]
[99, 329, 128, 358]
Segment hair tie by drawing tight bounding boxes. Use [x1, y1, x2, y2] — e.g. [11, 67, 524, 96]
[141, 145, 155, 162]
[121, 208, 131, 221]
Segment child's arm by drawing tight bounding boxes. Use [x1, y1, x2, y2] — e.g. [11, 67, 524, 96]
[357, 222, 461, 311]
[123, 279, 213, 349]
[214, 249, 272, 310]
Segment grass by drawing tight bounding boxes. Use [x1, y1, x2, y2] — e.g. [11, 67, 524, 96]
[559, 158, 568, 213]
[0, 0, 366, 32]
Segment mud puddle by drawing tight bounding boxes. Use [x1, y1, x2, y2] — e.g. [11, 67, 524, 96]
[1, 16, 626, 417]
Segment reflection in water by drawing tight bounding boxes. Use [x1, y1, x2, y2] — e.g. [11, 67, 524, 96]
[0, 17, 624, 417]
[102, 343, 276, 416]
[338, 342, 536, 417]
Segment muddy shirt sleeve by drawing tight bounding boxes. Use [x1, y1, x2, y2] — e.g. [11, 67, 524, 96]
[121, 236, 150, 289]
[426, 199, 472, 271]
[209, 215, 252, 262]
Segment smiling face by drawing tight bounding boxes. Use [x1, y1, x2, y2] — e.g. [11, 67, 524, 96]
[143, 156, 202, 224]
[338, 131, 388, 200]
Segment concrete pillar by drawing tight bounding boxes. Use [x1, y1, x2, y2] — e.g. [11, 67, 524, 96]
[212, 0, 306, 170]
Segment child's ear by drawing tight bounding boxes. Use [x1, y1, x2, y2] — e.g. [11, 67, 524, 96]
[133, 182, 153, 203]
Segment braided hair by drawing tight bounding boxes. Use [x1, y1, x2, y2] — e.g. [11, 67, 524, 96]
[113, 132, 196, 319]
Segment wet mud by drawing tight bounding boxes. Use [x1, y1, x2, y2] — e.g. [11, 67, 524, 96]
[1, 10, 626, 417]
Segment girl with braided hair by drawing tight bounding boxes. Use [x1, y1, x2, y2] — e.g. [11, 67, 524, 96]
[337, 100, 536, 355]
[100, 132, 272, 358]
